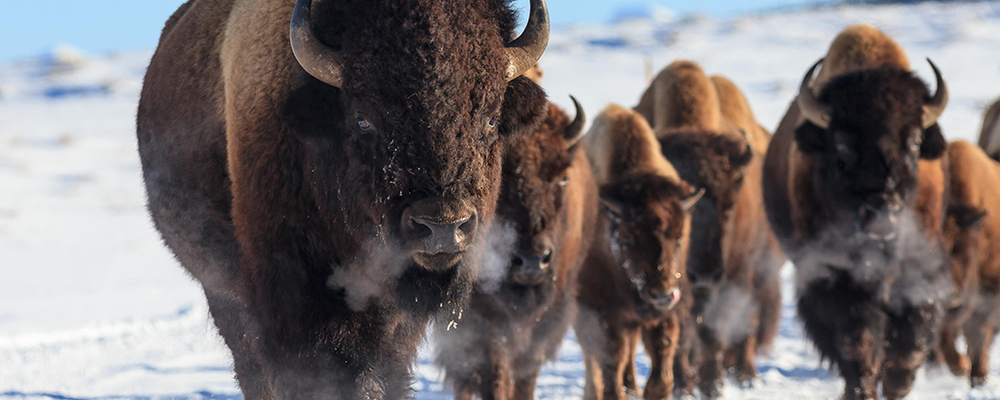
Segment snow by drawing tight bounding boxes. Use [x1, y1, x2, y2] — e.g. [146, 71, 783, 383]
[4, 1, 1000, 399]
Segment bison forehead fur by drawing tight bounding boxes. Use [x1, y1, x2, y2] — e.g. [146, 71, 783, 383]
[795, 68, 945, 211]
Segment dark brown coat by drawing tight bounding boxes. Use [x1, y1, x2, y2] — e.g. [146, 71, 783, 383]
[136, 0, 548, 398]
[762, 24, 951, 400]
[577, 104, 702, 400]
[434, 100, 598, 400]
[936, 140, 1000, 387]
[636, 60, 785, 398]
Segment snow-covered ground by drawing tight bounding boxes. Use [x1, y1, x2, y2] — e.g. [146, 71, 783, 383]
[4, 1, 1000, 399]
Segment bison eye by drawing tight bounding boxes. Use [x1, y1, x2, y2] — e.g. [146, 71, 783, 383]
[356, 116, 373, 132]
[488, 115, 499, 130]
[559, 175, 569, 186]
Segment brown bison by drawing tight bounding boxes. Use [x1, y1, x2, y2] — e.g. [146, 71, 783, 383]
[935, 139, 999, 387]
[762, 25, 951, 399]
[576, 104, 703, 400]
[977, 98, 1000, 160]
[434, 97, 596, 400]
[136, 0, 551, 397]
[635, 60, 785, 398]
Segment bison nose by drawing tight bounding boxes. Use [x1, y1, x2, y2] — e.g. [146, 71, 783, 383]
[644, 287, 682, 310]
[859, 204, 899, 241]
[401, 199, 478, 267]
[511, 249, 552, 285]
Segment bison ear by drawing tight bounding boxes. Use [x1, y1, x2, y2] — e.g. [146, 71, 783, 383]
[794, 122, 827, 154]
[499, 76, 548, 141]
[920, 123, 947, 160]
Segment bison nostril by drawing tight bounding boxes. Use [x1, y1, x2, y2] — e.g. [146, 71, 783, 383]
[511, 256, 524, 268]
[408, 217, 433, 239]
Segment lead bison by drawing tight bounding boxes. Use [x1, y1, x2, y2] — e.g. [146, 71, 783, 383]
[636, 60, 785, 398]
[434, 97, 596, 400]
[136, 0, 550, 397]
[577, 104, 703, 400]
[762, 25, 950, 399]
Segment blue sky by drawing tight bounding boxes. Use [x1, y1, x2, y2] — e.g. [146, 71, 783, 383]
[0, 0, 814, 62]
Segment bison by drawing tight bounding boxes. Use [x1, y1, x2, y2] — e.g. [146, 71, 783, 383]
[762, 25, 951, 399]
[935, 139, 999, 387]
[434, 96, 596, 400]
[136, 0, 551, 397]
[635, 60, 785, 398]
[977, 98, 1000, 160]
[576, 104, 703, 400]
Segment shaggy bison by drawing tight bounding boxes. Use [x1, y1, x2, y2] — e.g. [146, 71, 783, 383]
[636, 60, 785, 398]
[935, 139, 999, 387]
[762, 25, 951, 399]
[435, 97, 596, 400]
[576, 104, 703, 400]
[136, 0, 550, 397]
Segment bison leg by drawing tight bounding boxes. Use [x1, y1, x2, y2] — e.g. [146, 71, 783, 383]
[964, 293, 1000, 387]
[728, 334, 758, 387]
[671, 314, 698, 398]
[798, 278, 884, 400]
[695, 321, 726, 399]
[577, 307, 634, 400]
[624, 328, 641, 395]
[938, 320, 970, 376]
[641, 316, 680, 400]
[881, 304, 939, 400]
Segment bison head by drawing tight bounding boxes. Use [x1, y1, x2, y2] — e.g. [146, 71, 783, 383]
[600, 174, 703, 319]
[659, 129, 753, 294]
[288, 0, 550, 308]
[794, 58, 947, 242]
[493, 97, 585, 310]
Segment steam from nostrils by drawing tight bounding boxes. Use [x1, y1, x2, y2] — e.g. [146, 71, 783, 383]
[326, 221, 519, 312]
[792, 210, 952, 313]
[472, 220, 518, 293]
[327, 232, 410, 311]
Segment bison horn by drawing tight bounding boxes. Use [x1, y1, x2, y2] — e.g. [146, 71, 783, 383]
[680, 188, 706, 212]
[504, 0, 550, 81]
[797, 58, 831, 130]
[290, 0, 345, 87]
[565, 95, 586, 149]
[922, 58, 948, 129]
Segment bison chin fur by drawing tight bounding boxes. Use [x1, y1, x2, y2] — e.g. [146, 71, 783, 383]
[393, 260, 475, 319]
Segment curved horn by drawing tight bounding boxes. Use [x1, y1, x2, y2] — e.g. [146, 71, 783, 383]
[680, 188, 706, 212]
[504, 0, 550, 81]
[565, 95, 586, 149]
[922, 58, 949, 129]
[290, 0, 345, 87]
[797, 58, 831, 130]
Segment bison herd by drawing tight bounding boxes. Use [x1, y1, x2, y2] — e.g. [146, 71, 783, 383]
[136, 0, 1000, 399]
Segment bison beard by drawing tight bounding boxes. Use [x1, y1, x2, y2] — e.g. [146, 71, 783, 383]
[393, 260, 474, 318]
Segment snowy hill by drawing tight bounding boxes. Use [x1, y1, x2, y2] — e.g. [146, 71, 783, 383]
[4, 1, 1000, 399]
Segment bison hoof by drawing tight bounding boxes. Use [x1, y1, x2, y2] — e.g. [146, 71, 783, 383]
[948, 355, 971, 376]
[971, 374, 988, 388]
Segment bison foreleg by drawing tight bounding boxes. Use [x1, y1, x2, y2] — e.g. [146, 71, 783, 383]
[640, 317, 680, 400]
[964, 292, 1000, 387]
[798, 278, 885, 400]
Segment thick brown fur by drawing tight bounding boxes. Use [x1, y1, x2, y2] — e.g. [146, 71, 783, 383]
[435, 102, 599, 400]
[640, 60, 785, 398]
[576, 104, 697, 400]
[936, 140, 1000, 387]
[136, 0, 549, 398]
[976, 98, 1000, 160]
[763, 24, 950, 400]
